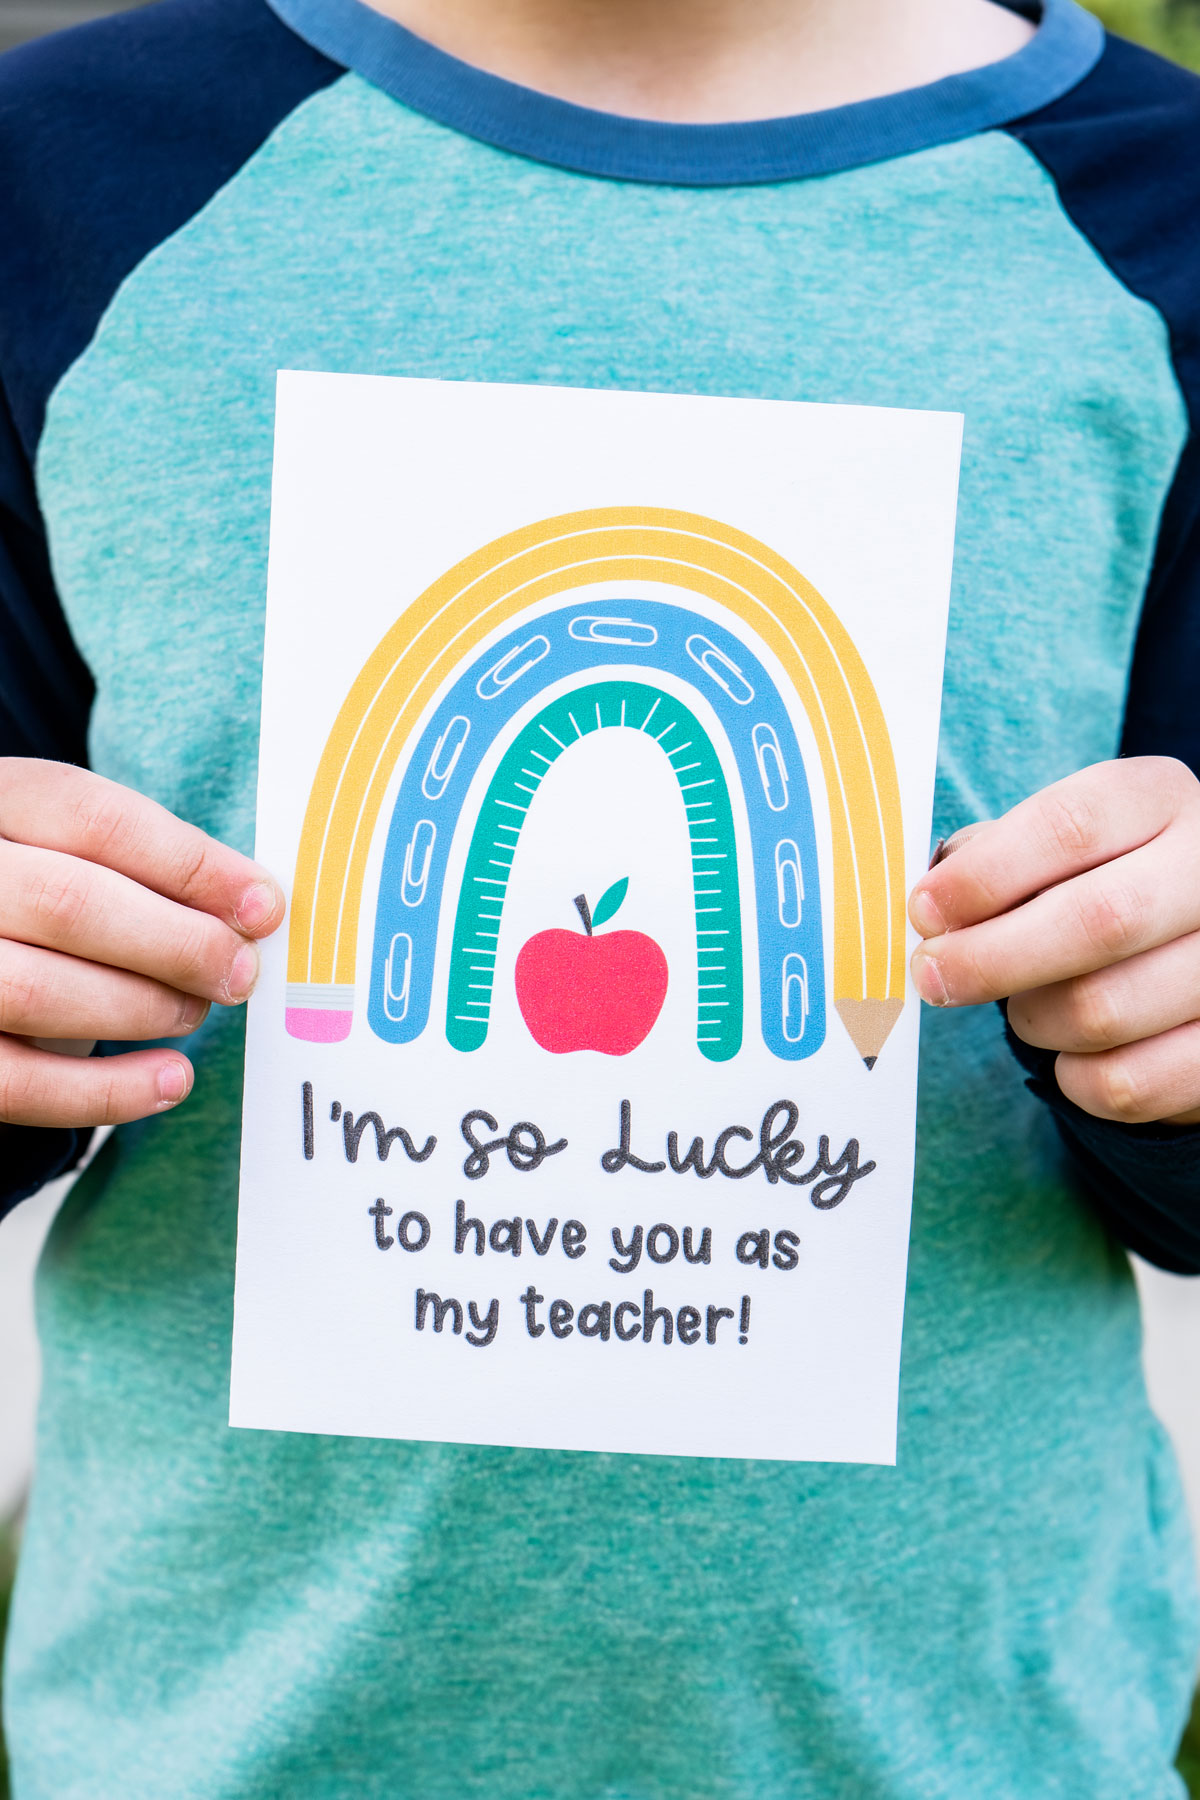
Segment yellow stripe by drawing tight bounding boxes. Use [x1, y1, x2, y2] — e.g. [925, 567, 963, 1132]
[287, 508, 906, 1008]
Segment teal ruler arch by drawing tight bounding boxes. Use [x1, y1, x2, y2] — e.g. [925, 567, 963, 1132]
[446, 678, 745, 1060]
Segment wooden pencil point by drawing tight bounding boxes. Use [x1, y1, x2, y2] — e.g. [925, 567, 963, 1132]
[835, 997, 905, 1067]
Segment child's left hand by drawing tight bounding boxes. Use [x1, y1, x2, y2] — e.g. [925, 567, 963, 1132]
[907, 757, 1200, 1126]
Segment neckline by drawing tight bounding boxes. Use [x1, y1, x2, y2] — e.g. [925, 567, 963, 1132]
[264, 0, 1103, 185]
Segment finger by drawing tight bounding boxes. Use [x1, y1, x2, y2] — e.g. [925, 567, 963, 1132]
[1008, 929, 1200, 1054]
[909, 757, 1196, 936]
[929, 823, 991, 867]
[0, 841, 261, 1005]
[0, 760, 283, 936]
[0, 1037, 193, 1128]
[1055, 1019, 1200, 1126]
[911, 826, 1200, 1007]
[0, 939, 210, 1042]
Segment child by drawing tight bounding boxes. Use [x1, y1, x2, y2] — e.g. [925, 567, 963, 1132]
[1, 0, 1199, 1791]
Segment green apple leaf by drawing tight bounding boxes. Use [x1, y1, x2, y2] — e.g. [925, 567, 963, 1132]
[591, 876, 629, 930]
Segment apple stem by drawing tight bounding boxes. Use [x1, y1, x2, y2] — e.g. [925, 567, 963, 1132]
[573, 894, 593, 936]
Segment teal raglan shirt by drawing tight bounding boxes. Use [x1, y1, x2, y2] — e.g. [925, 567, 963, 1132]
[2, 0, 1200, 1793]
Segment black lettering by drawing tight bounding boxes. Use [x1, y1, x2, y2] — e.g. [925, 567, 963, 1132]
[682, 1226, 712, 1265]
[397, 1211, 431, 1252]
[368, 1199, 393, 1250]
[489, 1216, 523, 1257]
[601, 1099, 667, 1174]
[773, 1138, 807, 1182]
[803, 1137, 877, 1210]
[736, 1229, 770, 1269]
[577, 1302, 612, 1341]
[613, 1300, 641, 1341]
[667, 1132, 716, 1178]
[739, 1295, 751, 1344]
[505, 1120, 568, 1172]
[343, 1110, 436, 1164]
[561, 1221, 587, 1260]
[642, 1288, 673, 1344]
[676, 1305, 702, 1345]
[302, 1081, 314, 1160]
[609, 1224, 643, 1273]
[461, 1110, 504, 1180]
[772, 1229, 801, 1271]
[415, 1289, 462, 1334]
[760, 1100, 803, 1185]
[520, 1284, 545, 1337]
[711, 1125, 755, 1177]
[330, 1100, 342, 1122]
[466, 1299, 500, 1348]
[549, 1299, 574, 1338]
[455, 1200, 485, 1256]
[646, 1223, 679, 1265]
[526, 1218, 559, 1255]
[599, 1099, 859, 1189]
[706, 1304, 734, 1345]
[461, 1110, 567, 1178]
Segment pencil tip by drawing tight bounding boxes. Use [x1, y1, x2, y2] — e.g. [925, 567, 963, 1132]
[834, 997, 905, 1066]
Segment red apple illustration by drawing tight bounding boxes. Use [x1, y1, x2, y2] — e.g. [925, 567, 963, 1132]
[515, 878, 668, 1055]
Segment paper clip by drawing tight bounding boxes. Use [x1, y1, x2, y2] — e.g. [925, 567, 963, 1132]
[775, 839, 804, 928]
[475, 636, 551, 700]
[567, 615, 658, 647]
[383, 933, 413, 1022]
[781, 954, 809, 1043]
[685, 635, 755, 705]
[421, 715, 470, 801]
[401, 820, 436, 908]
[753, 722, 790, 812]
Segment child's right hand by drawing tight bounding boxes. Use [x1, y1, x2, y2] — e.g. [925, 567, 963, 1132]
[0, 760, 284, 1129]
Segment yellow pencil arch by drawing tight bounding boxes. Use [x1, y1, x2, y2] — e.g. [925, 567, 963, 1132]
[286, 507, 907, 1064]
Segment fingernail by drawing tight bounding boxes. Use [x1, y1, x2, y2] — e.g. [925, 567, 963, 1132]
[912, 951, 948, 1005]
[236, 880, 279, 933]
[157, 1062, 190, 1107]
[909, 887, 946, 936]
[180, 995, 209, 1030]
[226, 943, 260, 1003]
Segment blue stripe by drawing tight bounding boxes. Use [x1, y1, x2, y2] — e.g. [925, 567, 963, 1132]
[264, 0, 1102, 186]
[366, 600, 826, 1061]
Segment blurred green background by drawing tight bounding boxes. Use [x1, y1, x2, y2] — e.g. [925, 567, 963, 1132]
[1090, 0, 1200, 60]
[0, 1, 1197, 1795]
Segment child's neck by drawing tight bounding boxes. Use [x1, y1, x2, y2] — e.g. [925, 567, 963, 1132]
[360, 0, 1037, 122]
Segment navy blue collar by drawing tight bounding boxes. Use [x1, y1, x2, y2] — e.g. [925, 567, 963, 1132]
[264, 0, 1103, 184]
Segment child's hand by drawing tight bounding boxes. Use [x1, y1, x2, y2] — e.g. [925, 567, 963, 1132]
[0, 760, 284, 1128]
[908, 758, 1200, 1126]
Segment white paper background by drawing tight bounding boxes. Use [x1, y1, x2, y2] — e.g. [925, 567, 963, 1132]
[232, 373, 961, 1464]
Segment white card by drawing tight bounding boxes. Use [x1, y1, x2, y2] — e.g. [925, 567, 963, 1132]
[231, 372, 961, 1465]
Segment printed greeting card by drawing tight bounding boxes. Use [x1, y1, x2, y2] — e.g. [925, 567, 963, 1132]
[232, 372, 961, 1464]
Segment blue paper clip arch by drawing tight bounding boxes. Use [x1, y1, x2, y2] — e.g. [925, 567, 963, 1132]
[369, 597, 826, 1060]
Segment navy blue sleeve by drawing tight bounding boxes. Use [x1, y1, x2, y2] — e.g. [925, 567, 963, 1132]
[1006, 1017, 1200, 1273]
[0, 384, 92, 765]
[0, 0, 340, 1222]
[1007, 32, 1200, 1273]
[1009, 32, 1200, 780]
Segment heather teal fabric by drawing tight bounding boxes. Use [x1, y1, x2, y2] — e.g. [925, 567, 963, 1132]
[7, 77, 1198, 1797]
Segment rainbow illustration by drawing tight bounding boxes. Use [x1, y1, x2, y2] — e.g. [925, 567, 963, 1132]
[285, 507, 907, 1067]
